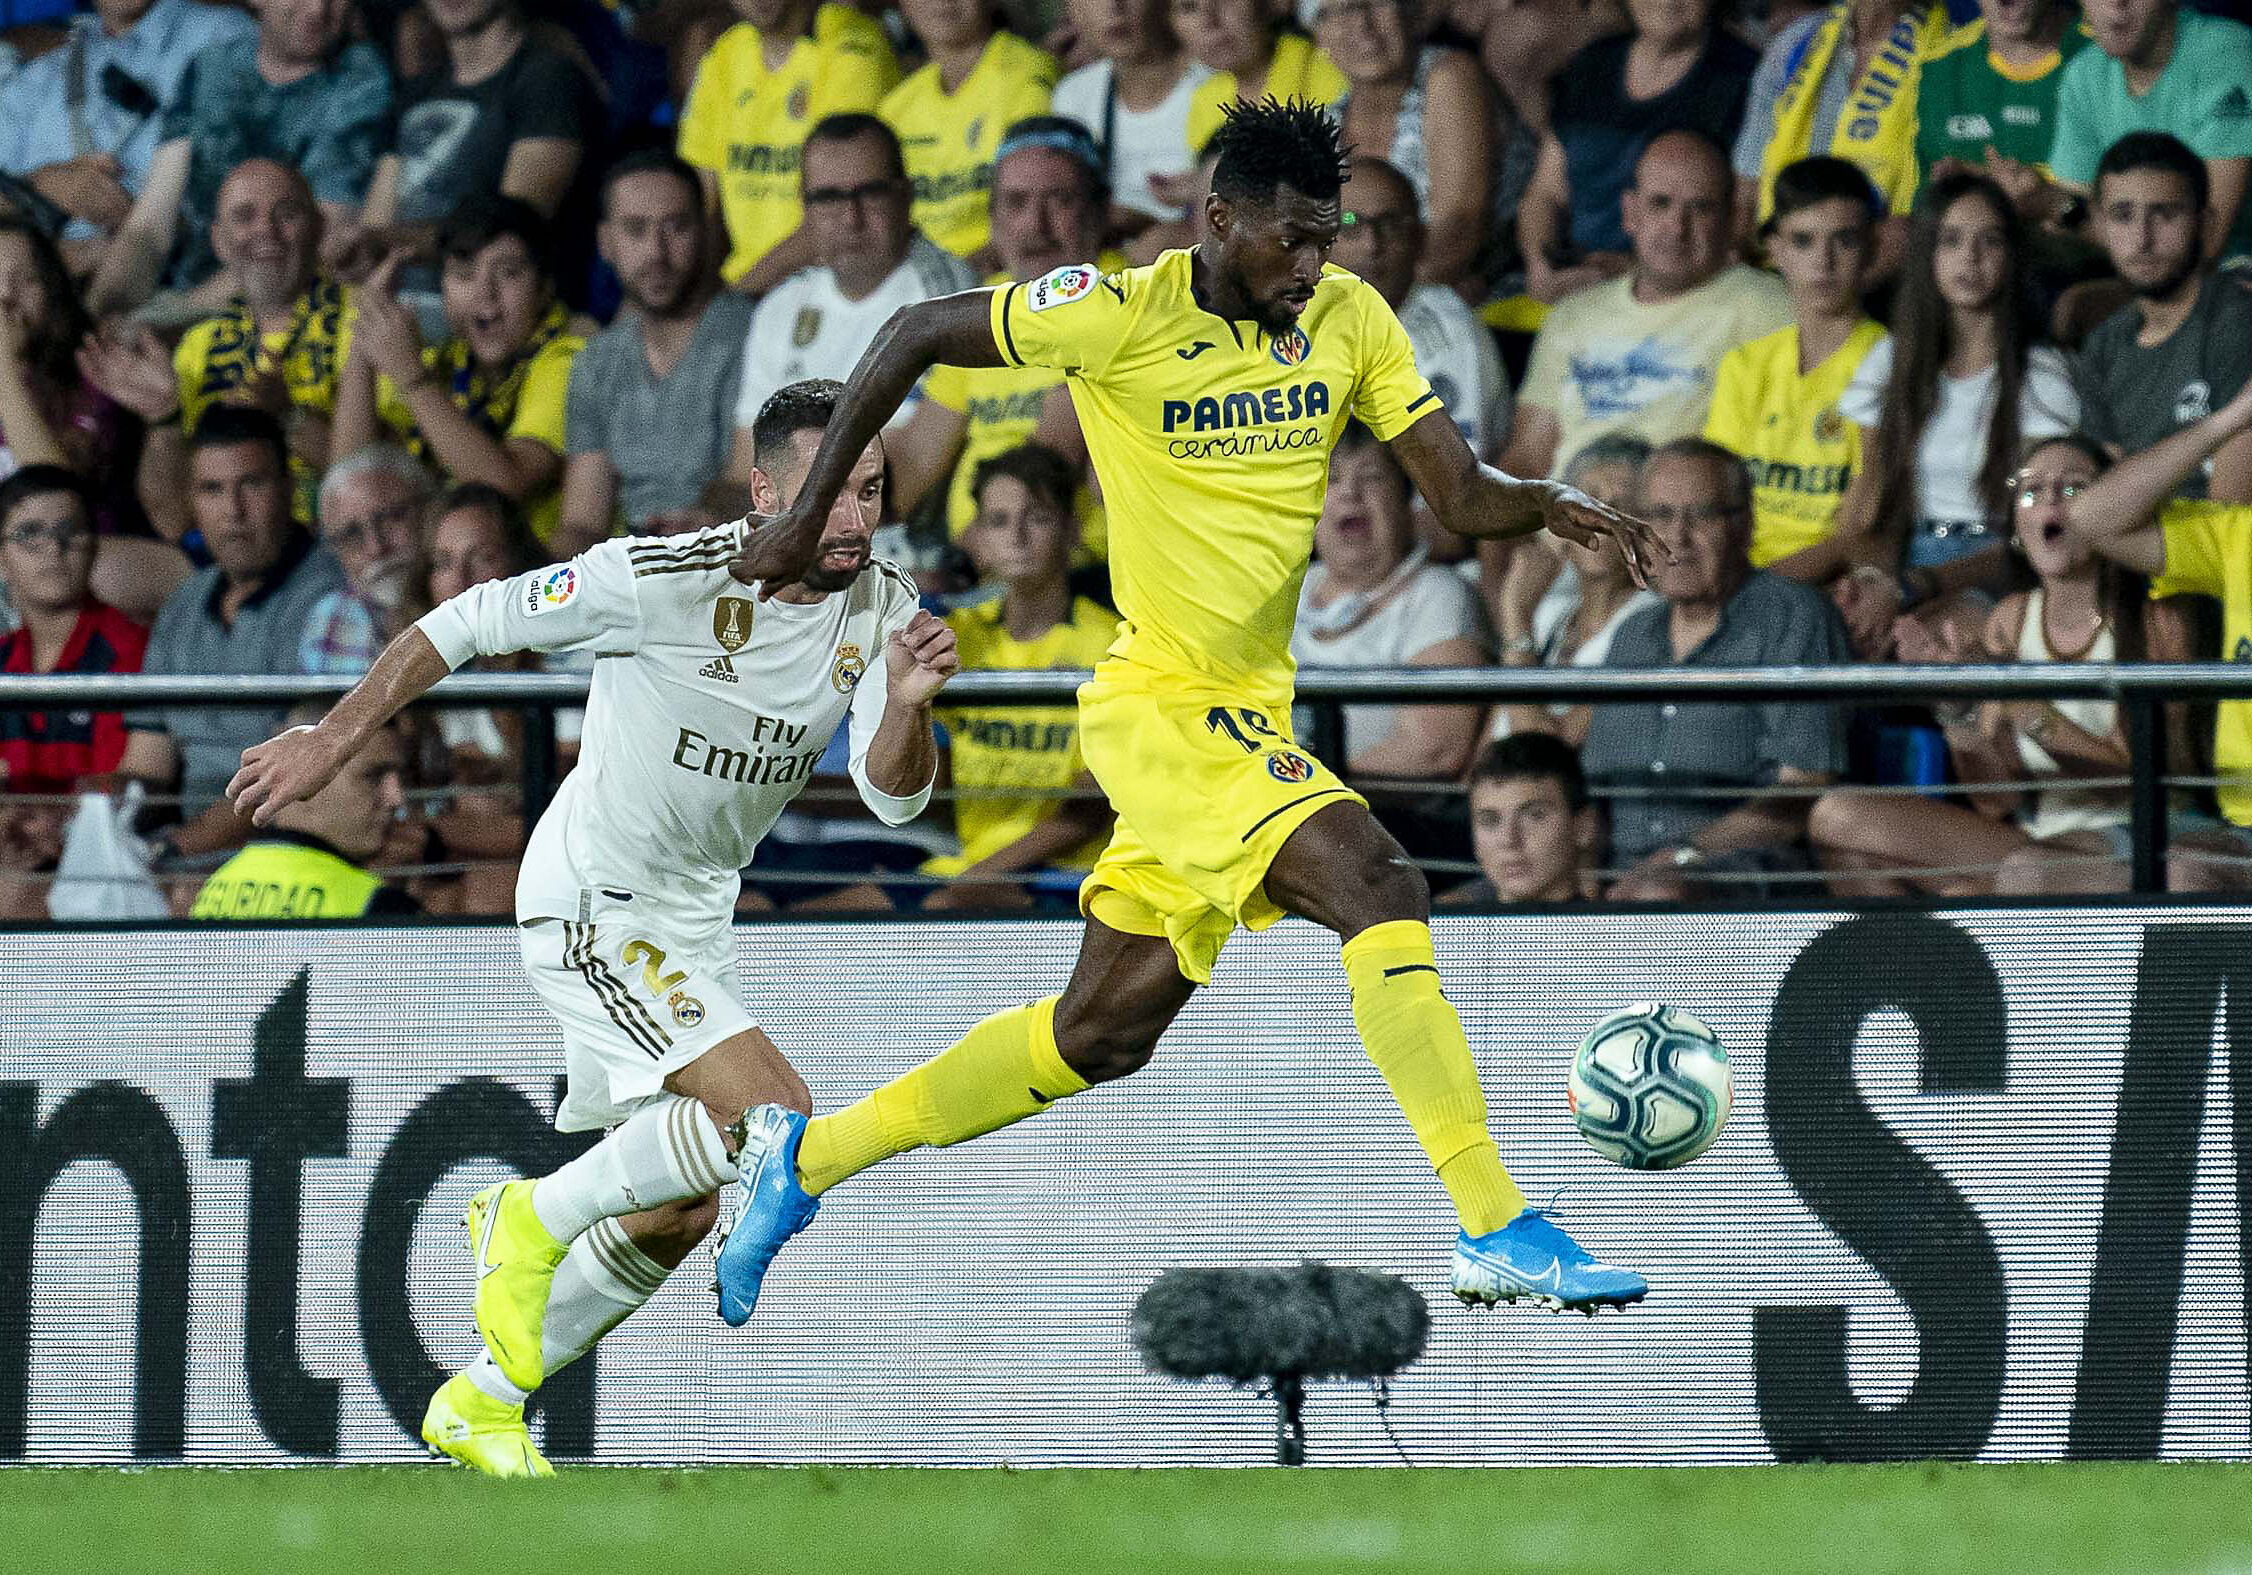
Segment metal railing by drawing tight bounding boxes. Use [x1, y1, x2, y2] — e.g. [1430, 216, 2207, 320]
[7, 664, 2251, 894]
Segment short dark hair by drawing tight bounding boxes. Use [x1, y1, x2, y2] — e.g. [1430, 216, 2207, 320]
[752, 378, 844, 473]
[1645, 435, 1753, 514]
[438, 196, 555, 280]
[600, 147, 701, 217]
[1763, 155, 1880, 235]
[1332, 420, 1408, 493]
[2095, 130, 2208, 213]
[803, 113, 907, 183]
[0, 463, 93, 529]
[433, 481, 543, 576]
[995, 115, 1110, 206]
[189, 403, 288, 473]
[1209, 98, 1350, 208]
[1469, 734, 1589, 813]
[970, 442, 1077, 518]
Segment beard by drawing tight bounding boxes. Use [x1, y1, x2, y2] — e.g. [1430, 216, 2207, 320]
[795, 543, 869, 592]
[2128, 250, 2202, 303]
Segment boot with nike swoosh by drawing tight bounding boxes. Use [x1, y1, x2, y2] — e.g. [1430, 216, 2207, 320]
[1451, 1207, 1647, 1312]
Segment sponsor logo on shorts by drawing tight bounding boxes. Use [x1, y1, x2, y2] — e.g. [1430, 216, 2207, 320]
[526, 565, 577, 614]
[1266, 750, 1315, 783]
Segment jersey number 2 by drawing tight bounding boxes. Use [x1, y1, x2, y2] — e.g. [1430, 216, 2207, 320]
[621, 940, 687, 999]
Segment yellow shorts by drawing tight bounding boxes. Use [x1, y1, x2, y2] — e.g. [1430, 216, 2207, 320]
[1076, 667, 1365, 985]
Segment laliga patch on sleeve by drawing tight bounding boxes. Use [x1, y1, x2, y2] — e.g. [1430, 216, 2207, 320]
[1026, 263, 1099, 312]
[526, 564, 578, 615]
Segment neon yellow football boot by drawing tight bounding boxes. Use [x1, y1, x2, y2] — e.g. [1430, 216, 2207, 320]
[466, 1179, 569, 1391]
[421, 1373, 555, 1478]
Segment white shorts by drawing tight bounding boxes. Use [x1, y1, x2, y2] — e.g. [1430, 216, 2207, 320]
[520, 916, 756, 1132]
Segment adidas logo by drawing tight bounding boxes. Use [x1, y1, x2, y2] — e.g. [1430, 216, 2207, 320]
[2218, 84, 2252, 120]
[698, 656, 738, 683]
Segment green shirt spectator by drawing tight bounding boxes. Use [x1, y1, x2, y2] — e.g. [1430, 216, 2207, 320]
[1916, 5, 2087, 176]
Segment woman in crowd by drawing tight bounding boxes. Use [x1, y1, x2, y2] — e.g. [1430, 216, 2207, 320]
[1702, 154, 1886, 582]
[1052, 0, 1209, 244]
[1294, 423, 1490, 780]
[881, 0, 1059, 265]
[1312, 0, 1489, 293]
[1519, 0, 1757, 305]
[1808, 435, 2196, 895]
[334, 201, 583, 547]
[1178, 0, 1346, 154]
[1490, 434, 1661, 747]
[1830, 171, 2079, 652]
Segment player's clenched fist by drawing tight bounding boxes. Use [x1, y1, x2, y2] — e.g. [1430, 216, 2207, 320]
[226, 723, 352, 826]
[885, 610, 959, 706]
[1540, 483, 1670, 590]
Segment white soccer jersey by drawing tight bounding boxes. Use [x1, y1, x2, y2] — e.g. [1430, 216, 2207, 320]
[415, 521, 931, 938]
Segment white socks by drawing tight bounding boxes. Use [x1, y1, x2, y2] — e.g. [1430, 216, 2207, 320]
[464, 1217, 674, 1407]
[529, 1097, 735, 1243]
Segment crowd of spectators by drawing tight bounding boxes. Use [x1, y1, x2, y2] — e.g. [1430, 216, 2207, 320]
[1, 0, 2251, 917]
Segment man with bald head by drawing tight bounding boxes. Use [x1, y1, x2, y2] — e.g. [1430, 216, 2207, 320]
[81, 157, 353, 538]
[1502, 129, 1790, 484]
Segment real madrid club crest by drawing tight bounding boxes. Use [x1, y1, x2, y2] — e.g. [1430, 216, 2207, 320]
[831, 641, 867, 694]
[700, 596, 754, 683]
[669, 990, 706, 1028]
[1270, 326, 1311, 367]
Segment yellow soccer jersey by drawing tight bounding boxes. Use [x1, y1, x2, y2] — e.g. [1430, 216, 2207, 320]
[1702, 319, 1884, 567]
[988, 250, 1438, 695]
[935, 594, 1120, 869]
[882, 31, 1056, 259]
[1186, 34, 1348, 156]
[678, 7, 899, 283]
[374, 332, 583, 545]
[175, 278, 356, 524]
[2156, 500, 2252, 825]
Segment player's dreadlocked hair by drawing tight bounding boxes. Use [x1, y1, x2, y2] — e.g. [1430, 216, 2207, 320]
[1208, 99, 1351, 208]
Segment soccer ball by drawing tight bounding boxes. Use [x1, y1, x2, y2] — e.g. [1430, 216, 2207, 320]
[1567, 1004, 1731, 1170]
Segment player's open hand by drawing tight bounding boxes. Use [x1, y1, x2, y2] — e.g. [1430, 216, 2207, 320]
[226, 723, 351, 827]
[1540, 483, 1670, 590]
[728, 505, 821, 598]
[886, 610, 960, 707]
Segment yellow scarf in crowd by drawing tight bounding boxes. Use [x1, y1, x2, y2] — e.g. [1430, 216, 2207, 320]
[1756, 3, 1952, 222]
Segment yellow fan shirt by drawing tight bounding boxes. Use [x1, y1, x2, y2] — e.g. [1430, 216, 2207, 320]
[1702, 318, 1884, 567]
[932, 594, 1120, 871]
[174, 277, 356, 524]
[1185, 33, 1349, 156]
[988, 249, 1437, 699]
[2157, 500, 2252, 825]
[677, 6, 899, 283]
[881, 31, 1057, 259]
[373, 326, 583, 545]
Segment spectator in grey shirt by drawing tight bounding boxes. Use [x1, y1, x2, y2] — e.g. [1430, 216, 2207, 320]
[116, 406, 342, 868]
[555, 149, 755, 552]
[1583, 437, 1852, 901]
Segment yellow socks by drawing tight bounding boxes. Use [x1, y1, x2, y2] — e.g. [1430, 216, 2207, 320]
[795, 996, 1090, 1196]
[1339, 919, 1526, 1236]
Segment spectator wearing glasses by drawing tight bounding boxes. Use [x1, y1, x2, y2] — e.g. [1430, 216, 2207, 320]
[301, 444, 433, 675]
[333, 201, 583, 545]
[677, 0, 900, 296]
[880, 0, 1058, 265]
[1439, 733, 1599, 905]
[1812, 434, 2198, 894]
[1586, 438, 1851, 902]
[0, 0, 254, 266]
[1518, 0, 1756, 307]
[0, 466, 148, 919]
[1311, 0, 1490, 294]
[2074, 133, 2252, 504]
[87, 0, 394, 317]
[728, 115, 974, 448]
[556, 151, 756, 550]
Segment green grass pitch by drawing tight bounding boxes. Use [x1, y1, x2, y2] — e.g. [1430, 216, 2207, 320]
[4, 1464, 2249, 1574]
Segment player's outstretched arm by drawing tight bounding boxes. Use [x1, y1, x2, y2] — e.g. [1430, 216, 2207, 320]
[225, 627, 451, 826]
[1387, 408, 1666, 589]
[2066, 376, 2252, 576]
[732, 290, 1007, 594]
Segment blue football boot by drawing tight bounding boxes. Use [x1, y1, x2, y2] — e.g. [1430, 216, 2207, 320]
[1451, 1207, 1647, 1313]
[713, 1105, 820, 1327]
